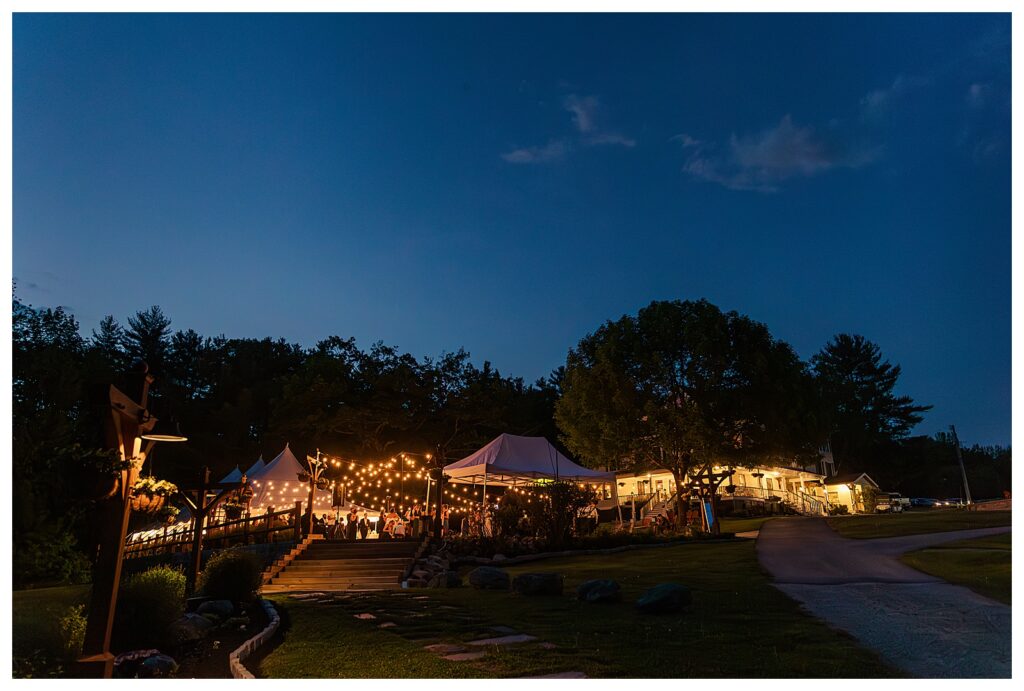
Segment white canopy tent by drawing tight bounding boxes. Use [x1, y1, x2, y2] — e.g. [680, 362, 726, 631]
[247, 444, 371, 516]
[220, 465, 243, 483]
[244, 456, 265, 478]
[443, 434, 620, 519]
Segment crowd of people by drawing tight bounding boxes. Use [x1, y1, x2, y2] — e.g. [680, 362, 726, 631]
[313, 501, 446, 540]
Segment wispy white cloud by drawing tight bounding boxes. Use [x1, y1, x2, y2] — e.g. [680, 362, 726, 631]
[563, 94, 599, 133]
[587, 132, 636, 148]
[501, 92, 635, 164]
[500, 139, 569, 164]
[860, 75, 929, 120]
[676, 116, 879, 193]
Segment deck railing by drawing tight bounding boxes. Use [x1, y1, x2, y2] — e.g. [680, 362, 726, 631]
[124, 502, 304, 559]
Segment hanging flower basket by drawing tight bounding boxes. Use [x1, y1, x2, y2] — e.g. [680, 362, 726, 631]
[725, 484, 737, 494]
[315, 478, 330, 491]
[297, 471, 311, 483]
[130, 477, 178, 516]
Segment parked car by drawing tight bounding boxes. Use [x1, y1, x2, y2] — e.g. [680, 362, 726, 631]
[875, 492, 904, 513]
[911, 497, 938, 508]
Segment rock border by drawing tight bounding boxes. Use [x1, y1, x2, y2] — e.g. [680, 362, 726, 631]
[228, 599, 280, 679]
[453, 536, 739, 567]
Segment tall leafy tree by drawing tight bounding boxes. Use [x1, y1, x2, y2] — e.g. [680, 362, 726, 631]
[557, 299, 824, 526]
[811, 334, 931, 471]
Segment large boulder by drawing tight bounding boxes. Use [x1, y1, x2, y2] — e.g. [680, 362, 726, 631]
[196, 599, 235, 619]
[166, 612, 215, 644]
[512, 572, 564, 596]
[428, 570, 463, 588]
[138, 654, 178, 678]
[576, 579, 622, 603]
[634, 583, 692, 614]
[467, 566, 510, 590]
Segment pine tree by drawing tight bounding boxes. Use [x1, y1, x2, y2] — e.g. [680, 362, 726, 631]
[811, 334, 931, 470]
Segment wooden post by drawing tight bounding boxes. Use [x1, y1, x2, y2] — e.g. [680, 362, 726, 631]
[185, 467, 211, 597]
[293, 501, 303, 543]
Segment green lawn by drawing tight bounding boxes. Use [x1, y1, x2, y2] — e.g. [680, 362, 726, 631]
[260, 540, 896, 678]
[900, 532, 1011, 604]
[827, 510, 1012, 539]
[12, 584, 91, 675]
[719, 516, 775, 534]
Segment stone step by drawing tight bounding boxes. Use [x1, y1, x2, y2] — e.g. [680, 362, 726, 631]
[282, 560, 409, 573]
[268, 579, 402, 589]
[282, 569, 409, 577]
[292, 558, 413, 568]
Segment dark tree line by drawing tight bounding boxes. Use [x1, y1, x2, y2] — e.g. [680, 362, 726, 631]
[11, 294, 1009, 584]
[12, 296, 560, 585]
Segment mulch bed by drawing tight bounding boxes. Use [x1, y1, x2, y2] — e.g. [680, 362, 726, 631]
[172, 601, 270, 678]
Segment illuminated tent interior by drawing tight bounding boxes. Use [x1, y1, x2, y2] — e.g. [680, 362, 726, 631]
[247, 444, 371, 516]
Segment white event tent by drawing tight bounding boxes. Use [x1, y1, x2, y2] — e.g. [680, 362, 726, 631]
[443, 433, 619, 502]
[244, 456, 265, 478]
[220, 465, 243, 483]
[247, 444, 371, 517]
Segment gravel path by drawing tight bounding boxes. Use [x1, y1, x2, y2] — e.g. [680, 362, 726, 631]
[757, 517, 1011, 678]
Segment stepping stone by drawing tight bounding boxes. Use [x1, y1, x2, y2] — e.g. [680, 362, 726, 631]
[490, 625, 518, 634]
[467, 634, 538, 646]
[523, 672, 587, 679]
[424, 643, 466, 654]
[378, 622, 397, 628]
[354, 613, 377, 620]
[538, 642, 558, 650]
[443, 651, 487, 661]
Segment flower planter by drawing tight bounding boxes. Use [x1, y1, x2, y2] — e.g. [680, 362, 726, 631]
[725, 485, 737, 494]
[223, 505, 244, 521]
[130, 493, 166, 515]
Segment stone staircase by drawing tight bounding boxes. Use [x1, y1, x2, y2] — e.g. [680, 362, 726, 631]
[261, 539, 422, 593]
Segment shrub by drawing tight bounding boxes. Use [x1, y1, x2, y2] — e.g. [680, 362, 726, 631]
[197, 548, 263, 602]
[113, 565, 185, 650]
[57, 604, 86, 662]
[828, 504, 849, 516]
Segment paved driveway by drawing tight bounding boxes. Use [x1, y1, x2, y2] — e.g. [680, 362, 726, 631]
[757, 517, 1011, 678]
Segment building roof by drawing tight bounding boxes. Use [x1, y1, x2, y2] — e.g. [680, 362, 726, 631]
[824, 472, 880, 488]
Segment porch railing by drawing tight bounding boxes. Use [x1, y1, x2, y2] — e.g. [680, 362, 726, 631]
[124, 503, 303, 559]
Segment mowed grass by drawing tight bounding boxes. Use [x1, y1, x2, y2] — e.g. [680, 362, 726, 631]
[827, 510, 1011, 539]
[900, 532, 1012, 604]
[719, 516, 775, 534]
[12, 585, 91, 663]
[260, 540, 896, 678]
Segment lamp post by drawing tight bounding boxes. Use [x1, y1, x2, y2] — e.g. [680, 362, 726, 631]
[77, 362, 187, 678]
[302, 450, 330, 535]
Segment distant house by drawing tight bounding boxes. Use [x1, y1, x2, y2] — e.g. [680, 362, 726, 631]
[822, 472, 880, 514]
[614, 462, 831, 520]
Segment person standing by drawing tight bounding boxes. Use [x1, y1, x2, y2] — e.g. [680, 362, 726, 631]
[358, 511, 370, 539]
[346, 509, 358, 540]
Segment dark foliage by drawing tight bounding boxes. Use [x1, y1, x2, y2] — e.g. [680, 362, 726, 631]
[196, 548, 264, 602]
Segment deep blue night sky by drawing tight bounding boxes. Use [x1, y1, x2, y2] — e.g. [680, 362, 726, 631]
[13, 14, 1011, 445]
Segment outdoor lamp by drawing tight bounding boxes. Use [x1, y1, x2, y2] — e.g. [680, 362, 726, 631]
[140, 418, 188, 443]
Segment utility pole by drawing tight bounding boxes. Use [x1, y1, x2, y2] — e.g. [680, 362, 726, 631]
[949, 425, 973, 506]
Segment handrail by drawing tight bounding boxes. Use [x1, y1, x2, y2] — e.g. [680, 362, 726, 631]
[124, 504, 302, 559]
